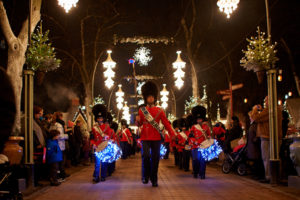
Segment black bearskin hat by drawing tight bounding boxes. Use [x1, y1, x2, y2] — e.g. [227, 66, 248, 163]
[186, 114, 194, 129]
[192, 105, 206, 121]
[106, 112, 113, 124]
[92, 104, 107, 122]
[121, 119, 128, 126]
[172, 119, 179, 129]
[110, 121, 119, 133]
[141, 81, 158, 104]
[179, 118, 188, 129]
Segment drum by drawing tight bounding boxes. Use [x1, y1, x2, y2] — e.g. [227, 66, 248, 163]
[96, 140, 109, 152]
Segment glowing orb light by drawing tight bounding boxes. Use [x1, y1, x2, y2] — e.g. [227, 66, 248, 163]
[172, 51, 186, 89]
[103, 50, 116, 89]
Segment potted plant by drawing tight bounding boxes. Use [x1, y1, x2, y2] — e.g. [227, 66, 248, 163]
[26, 25, 61, 85]
[240, 27, 278, 83]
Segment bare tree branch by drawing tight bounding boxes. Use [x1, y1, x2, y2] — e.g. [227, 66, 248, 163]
[0, 1, 17, 45]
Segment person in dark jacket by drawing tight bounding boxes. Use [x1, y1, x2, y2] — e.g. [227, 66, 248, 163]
[247, 111, 264, 179]
[73, 120, 83, 165]
[224, 116, 243, 153]
[47, 130, 63, 186]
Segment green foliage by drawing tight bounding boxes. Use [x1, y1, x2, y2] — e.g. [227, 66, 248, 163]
[240, 27, 278, 72]
[26, 26, 61, 72]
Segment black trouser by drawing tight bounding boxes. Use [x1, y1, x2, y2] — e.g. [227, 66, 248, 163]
[142, 140, 161, 184]
[183, 149, 191, 171]
[49, 162, 59, 183]
[163, 142, 170, 159]
[58, 151, 66, 178]
[178, 151, 183, 169]
[73, 145, 81, 165]
[120, 141, 128, 159]
[174, 147, 179, 166]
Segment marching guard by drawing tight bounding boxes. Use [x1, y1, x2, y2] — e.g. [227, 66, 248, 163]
[91, 104, 113, 183]
[118, 119, 133, 159]
[136, 81, 175, 187]
[179, 118, 191, 171]
[172, 120, 180, 166]
[189, 105, 211, 179]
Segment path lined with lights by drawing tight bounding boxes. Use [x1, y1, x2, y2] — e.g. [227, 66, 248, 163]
[26, 155, 298, 200]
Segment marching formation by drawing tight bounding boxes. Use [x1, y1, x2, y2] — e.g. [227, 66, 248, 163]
[90, 81, 222, 186]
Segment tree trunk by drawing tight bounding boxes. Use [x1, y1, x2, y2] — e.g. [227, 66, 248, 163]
[188, 57, 199, 98]
[6, 44, 26, 134]
[84, 83, 93, 131]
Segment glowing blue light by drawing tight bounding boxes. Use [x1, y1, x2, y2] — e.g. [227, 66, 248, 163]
[198, 140, 222, 161]
[128, 59, 135, 64]
[160, 144, 167, 159]
[95, 141, 122, 163]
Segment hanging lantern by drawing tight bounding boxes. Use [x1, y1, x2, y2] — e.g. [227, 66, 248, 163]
[116, 85, 124, 110]
[160, 84, 169, 110]
[217, 0, 239, 18]
[57, 0, 79, 13]
[103, 50, 116, 89]
[122, 101, 131, 124]
[172, 51, 186, 89]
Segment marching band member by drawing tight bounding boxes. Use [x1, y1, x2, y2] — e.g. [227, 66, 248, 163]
[179, 118, 191, 171]
[177, 119, 186, 170]
[172, 119, 180, 166]
[136, 81, 175, 187]
[163, 129, 171, 159]
[189, 106, 211, 179]
[91, 104, 111, 183]
[118, 119, 133, 159]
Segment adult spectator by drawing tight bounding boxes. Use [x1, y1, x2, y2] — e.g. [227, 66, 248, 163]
[73, 120, 83, 165]
[250, 96, 282, 183]
[224, 116, 243, 153]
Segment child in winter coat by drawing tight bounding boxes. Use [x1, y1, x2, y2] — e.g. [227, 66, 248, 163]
[47, 130, 63, 186]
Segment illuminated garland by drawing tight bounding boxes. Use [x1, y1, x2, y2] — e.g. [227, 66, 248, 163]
[160, 144, 167, 159]
[113, 35, 174, 45]
[198, 140, 222, 161]
[94, 141, 122, 163]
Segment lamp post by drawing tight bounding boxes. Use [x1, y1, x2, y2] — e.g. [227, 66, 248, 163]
[173, 51, 186, 89]
[160, 84, 169, 110]
[103, 50, 116, 89]
[217, 0, 280, 184]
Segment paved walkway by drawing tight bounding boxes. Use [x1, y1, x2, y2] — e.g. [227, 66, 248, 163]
[25, 154, 299, 200]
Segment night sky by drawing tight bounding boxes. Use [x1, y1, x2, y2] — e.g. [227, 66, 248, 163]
[1, 0, 299, 122]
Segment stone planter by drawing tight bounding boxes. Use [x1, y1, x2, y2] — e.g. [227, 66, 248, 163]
[290, 134, 300, 176]
[2, 136, 24, 165]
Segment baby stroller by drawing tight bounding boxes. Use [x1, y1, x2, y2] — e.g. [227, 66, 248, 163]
[222, 141, 248, 176]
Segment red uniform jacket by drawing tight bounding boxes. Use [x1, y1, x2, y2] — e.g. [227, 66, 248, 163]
[138, 106, 175, 141]
[120, 128, 132, 142]
[213, 126, 226, 141]
[189, 123, 211, 150]
[164, 130, 171, 143]
[91, 123, 111, 146]
[177, 130, 189, 152]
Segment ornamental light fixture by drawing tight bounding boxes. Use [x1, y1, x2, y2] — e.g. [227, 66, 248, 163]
[116, 84, 124, 110]
[217, 0, 239, 18]
[160, 84, 169, 110]
[133, 46, 152, 66]
[57, 0, 79, 13]
[103, 50, 116, 89]
[122, 101, 131, 124]
[172, 51, 186, 89]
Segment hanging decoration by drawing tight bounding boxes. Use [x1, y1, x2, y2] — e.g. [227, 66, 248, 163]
[160, 144, 167, 159]
[122, 101, 131, 124]
[160, 84, 169, 110]
[133, 47, 152, 66]
[172, 51, 186, 89]
[217, 0, 239, 18]
[116, 85, 124, 110]
[240, 27, 278, 72]
[57, 0, 79, 13]
[113, 35, 174, 45]
[103, 50, 116, 89]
